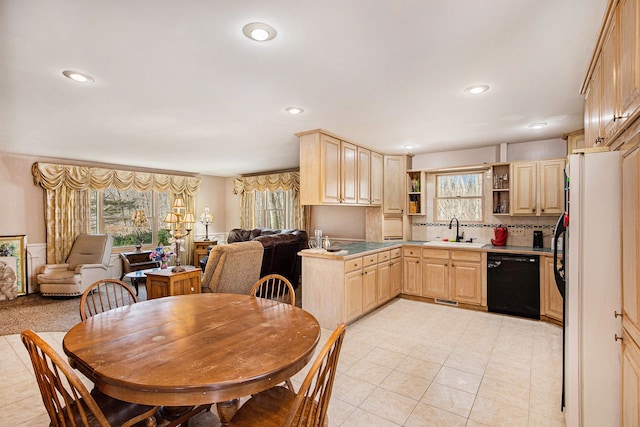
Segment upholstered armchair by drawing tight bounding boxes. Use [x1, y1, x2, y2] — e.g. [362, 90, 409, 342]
[201, 241, 264, 294]
[37, 234, 114, 297]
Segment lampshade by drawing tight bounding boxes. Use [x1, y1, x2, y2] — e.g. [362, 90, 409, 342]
[131, 210, 148, 227]
[163, 212, 179, 223]
[182, 212, 195, 225]
[172, 197, 186, 209]
[200, 207, 214, 224]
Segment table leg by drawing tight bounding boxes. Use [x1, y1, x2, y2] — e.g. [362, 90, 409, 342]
[216, 399, 240, 426]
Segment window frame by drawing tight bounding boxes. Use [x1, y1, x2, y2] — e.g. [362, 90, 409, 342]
[254, 188, 293, 229]
[434, 171, 485, 223]
[90, 188, 171, 250]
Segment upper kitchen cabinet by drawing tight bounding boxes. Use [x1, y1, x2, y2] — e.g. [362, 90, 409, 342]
[298, 129, 382, 206]
[511, 159, 565, 216]
[383, 155, 410, 214]
[583, 0, 640, 147]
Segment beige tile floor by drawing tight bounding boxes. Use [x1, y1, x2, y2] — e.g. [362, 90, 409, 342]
[0, 298, 565, 426]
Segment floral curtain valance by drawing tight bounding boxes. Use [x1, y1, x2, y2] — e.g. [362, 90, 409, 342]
[233, 171, 299, 194]
[32, 162, 201, 195]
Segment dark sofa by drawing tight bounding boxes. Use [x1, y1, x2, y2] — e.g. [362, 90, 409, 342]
[227, 228, 308, 288]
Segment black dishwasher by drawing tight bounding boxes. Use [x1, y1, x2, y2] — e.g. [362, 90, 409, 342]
[487, 253, 540, 320]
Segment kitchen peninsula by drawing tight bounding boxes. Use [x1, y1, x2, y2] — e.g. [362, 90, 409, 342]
[300, 241, 561, 329]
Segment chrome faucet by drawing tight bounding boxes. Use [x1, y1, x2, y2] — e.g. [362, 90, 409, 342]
[448, 217, 464, 242]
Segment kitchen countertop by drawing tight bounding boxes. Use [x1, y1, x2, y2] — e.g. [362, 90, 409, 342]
[298, 241, 557, 259]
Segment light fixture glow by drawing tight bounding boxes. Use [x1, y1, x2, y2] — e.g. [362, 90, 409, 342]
[243, 22, 277, 42]
[403, 144, 416, 150]
[464, 85, 490, 94]
[285, 106, 304, 115]
[62, 70, 95, 83]
[528, 122, 548, 129]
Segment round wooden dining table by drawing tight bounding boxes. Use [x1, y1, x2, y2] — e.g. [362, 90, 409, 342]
[63, 293, 321, 424]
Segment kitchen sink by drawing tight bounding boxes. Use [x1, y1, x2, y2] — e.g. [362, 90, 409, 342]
[423, 241, 486, 248]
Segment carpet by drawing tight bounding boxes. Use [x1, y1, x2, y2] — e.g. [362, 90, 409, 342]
[0, 287, 148, 336]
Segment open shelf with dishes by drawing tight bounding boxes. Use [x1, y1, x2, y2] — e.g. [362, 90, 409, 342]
[407, 171, 424, 215]
[491, 163, 510, 215]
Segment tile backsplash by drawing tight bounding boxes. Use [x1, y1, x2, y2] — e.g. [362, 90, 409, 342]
[411, 220, 558, 248]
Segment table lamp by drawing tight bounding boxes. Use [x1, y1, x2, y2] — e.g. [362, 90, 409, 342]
[200, 207, 214, 241]
[163, 197, 194, 272]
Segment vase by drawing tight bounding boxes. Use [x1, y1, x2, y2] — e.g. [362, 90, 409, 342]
[161, 262, 168, 269]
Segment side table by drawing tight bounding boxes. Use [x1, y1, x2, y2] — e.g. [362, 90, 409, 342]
[145, 266, 202, 299]
[193, 240, 216, 267]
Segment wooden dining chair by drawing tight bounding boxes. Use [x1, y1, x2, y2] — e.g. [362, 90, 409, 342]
[20, 329, 158, 427]
[227, 323, 346, 427]
[79, 279, 138, 321]
[249, 273, 296, 306]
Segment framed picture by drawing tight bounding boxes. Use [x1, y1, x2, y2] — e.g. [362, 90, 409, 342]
[0, 235, 27, 300]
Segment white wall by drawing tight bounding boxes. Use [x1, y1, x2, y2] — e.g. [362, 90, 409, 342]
[412, 146, 498, 169]
[507, 138, 567, 161]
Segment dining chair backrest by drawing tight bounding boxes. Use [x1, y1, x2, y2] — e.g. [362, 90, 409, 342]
[249, 274, 296, 306]
[79, 279, 138, 321]
[21, 329, 160, 427]
[285, 323, 346, 426]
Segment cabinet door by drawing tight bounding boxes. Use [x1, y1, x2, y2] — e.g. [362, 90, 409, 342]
[585, 59, 604, 147]
[622, 330, 640, 427]
[383, 155, 406, 214]
[511, 162, 538, 215]
[370, 151, 383, 206]
[622, 146, 640, 340]
[403, 257, 421, 295]
[341, 141, 358, 204]
[377, 261, 390, 303]
[619, 0, 640, 121]
[357, 147, 371, 205]
[601, 16, 619, 140]
[422, 258, 449, 300]
[539, 159, 565, 216]
[345, 269, 363, 321]
[320, 134, 342, 204]
[543, 257, 564, 322]
[362, 265, 378, 312]
[389, 258, 402, 297]
[450, 261, 482, 305]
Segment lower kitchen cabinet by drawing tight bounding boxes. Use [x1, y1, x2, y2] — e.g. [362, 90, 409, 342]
[362, 260, 378, 313]
[421, 248, 484, 306]
[403, 247, 422, 295]
[389, 248, 403, 297]
[378, 260, 390, 302]
[542, 255, 563, 322]
[622, 328, 640, 426]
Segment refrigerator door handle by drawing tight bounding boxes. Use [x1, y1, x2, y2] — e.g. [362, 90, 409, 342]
[553, 213, 566, 298]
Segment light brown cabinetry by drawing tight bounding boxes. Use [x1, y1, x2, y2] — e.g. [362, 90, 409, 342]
[541, 255, 563, 323]
[622, 329, 640, 426]
[403, 247, 422, 295]
[362, 254, 379, 313]
[389, 248, 402, 297]
[583, 0, 640, 147]
[383, 155, 409, 214]
[564, 129, 588, 154]
[344, 258, 363, 322]
[491, 163, 511, 215]
[407, 171, 424, 215]
[298, 129, 382, 206]
[421, 249, 484, 306]
[511, 159, 565, 216]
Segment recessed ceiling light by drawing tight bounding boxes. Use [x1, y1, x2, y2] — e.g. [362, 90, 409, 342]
[403, 144, 416, 150]
[285, 107, 304, 115]
[243, 22, 277, 42]
[62, 70, 95, 83]
[528, 122, 548, 129]
[464, 85, 490, 94]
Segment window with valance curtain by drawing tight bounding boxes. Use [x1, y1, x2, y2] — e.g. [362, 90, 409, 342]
[233, 171, 308, 232]
[32, 162, 201, 265]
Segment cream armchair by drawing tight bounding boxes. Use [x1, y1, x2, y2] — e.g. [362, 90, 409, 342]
[201, 241, 264, 294]
[37, 234, 114, 297]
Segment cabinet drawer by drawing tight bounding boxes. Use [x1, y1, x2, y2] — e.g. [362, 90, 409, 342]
[363, 254, 378, 267]
[390, 248, 402, 259]
[345, 257, 363, 272]
[403, 247, 421, 257]
[377, 250, 390, 262]
[451, 250, 482, 262]
[422, 248, 450, 260]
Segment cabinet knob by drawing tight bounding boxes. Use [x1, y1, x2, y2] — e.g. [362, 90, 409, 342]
[615, 334, 623, 342]
[615, 310, 623, 318]
[613, 116, 625, 122]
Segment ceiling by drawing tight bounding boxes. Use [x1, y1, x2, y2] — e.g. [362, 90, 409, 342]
[0, 0, 608, 177]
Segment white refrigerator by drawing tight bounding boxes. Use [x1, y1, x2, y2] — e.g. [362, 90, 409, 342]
[562, 151, 622, 427]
